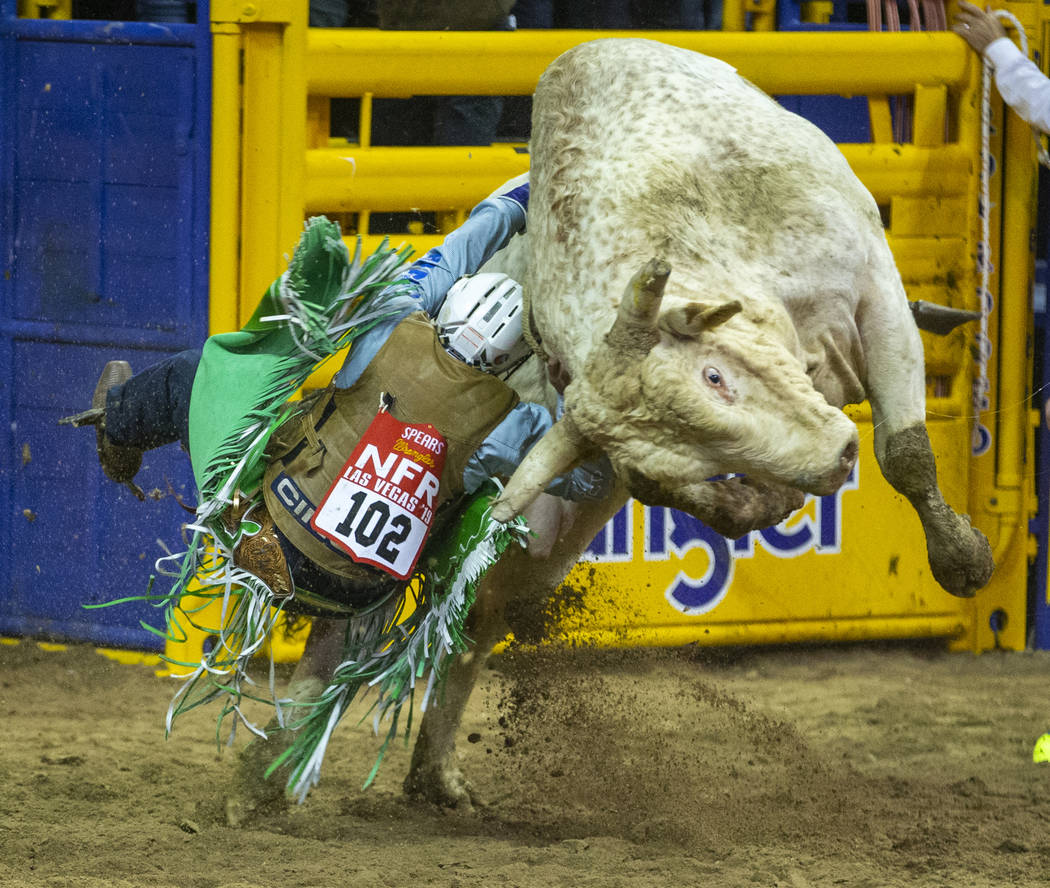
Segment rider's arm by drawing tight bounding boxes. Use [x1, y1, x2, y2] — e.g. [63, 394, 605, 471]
[462, 401, 613, 502]
[333, 174, 529, 388]
[404, 173, 529, 317]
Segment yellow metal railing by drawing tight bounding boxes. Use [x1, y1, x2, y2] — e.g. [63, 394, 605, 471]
[211, 19, 988, 318]
[205, 6, 1045, 652]
[303, 30, 972, 96]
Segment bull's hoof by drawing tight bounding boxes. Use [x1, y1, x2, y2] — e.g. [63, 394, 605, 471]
[928, 514, 995, 598]
[223, 730, 294, 828]
[402, 763, 478, 811]
[224, 782, 289, 828]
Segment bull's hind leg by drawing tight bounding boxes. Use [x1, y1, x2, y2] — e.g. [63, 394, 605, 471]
[225, 616, 348, 826]
[404, 492, 625, 808]
[402, 576, 511, 810]
[860, 283, 994, 598]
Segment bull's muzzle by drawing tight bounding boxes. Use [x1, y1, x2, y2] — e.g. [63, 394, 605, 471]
[800, 431, 859, 496]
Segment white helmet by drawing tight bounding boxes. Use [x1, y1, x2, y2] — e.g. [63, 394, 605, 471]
[437, 272, 531, 374]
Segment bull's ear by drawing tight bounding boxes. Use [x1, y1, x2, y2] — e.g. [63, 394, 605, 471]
[659, 300, 742, 338]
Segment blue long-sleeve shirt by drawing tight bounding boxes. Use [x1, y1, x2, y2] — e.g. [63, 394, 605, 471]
[334, 185, 529, 387]
[333, 176, 611, 502]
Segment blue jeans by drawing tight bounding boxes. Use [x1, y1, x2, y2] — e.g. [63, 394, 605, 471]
[105, 348, 199, 453]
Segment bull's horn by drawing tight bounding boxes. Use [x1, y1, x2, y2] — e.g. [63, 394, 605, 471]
[490, 413, 593, 523]
[605, 257, 672, 356]
[909, 300, 981, 336]
[659, 299, 743, 338]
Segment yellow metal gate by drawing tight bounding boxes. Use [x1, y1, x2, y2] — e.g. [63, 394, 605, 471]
[190, 5, 1045, 658]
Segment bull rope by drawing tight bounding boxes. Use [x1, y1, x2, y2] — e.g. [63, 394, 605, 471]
[975, 11, 1050, 454]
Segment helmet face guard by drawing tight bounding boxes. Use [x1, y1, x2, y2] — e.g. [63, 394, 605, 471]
[437, 272, 532, 375]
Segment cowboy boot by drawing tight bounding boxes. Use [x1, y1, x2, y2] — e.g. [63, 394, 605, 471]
[60, 361, 145, 500]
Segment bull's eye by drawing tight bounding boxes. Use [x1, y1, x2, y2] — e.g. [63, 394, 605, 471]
[703, 365, 734, 402]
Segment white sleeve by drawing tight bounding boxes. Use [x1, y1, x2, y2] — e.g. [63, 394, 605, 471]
[985, 37, 1050, 134]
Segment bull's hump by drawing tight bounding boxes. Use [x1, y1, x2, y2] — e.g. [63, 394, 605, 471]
[549, 39, 745, 120]
[545, 40, 846, 177]
[537, 40, 875, 255]
[558, 37, 737, 83]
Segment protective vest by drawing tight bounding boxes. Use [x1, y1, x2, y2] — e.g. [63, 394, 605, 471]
[262, 312, 520, 580]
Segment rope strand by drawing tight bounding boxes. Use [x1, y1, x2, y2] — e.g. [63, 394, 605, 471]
[974, 10, 1047, 453]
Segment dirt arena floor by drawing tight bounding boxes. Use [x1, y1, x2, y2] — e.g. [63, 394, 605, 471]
[3, 636, 1050, 887]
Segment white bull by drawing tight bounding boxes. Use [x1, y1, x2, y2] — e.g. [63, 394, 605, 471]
[402, 38, 994, 808]
[229, 38, 995, 816]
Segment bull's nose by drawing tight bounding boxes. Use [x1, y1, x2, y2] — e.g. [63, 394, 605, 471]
[839, 437, 859, 476]
[803, 430, 859, 496]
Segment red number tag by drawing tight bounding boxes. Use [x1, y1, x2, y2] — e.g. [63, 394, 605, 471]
[311, 410, 446, 580]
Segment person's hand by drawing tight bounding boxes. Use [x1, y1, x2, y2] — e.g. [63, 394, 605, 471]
[952, 1, 1008, 55]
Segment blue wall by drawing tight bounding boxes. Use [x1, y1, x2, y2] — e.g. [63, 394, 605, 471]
[0, 7, 210, 648]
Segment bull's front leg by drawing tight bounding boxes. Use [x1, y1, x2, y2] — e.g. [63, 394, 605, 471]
[876, 423, 993, 597]
[404, 492, 625, 808]
[625, 471, 806, 538]
[861, 285, 994, 598]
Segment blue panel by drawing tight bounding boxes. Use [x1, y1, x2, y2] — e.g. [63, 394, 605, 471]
[12, 17, 197, 46]
[1, 8, 211, 650]
[778, 0, 873, 30]
[5, 341, 197, 650]
[104, 184, 180, 254]
[13, 180, 102, 320]
[18, 109, 104, 181]
[104, 255, 183, 332]
[13, 41, 195, 333]
[777, 95, 872, 144]
[105, 116, 183, 187]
